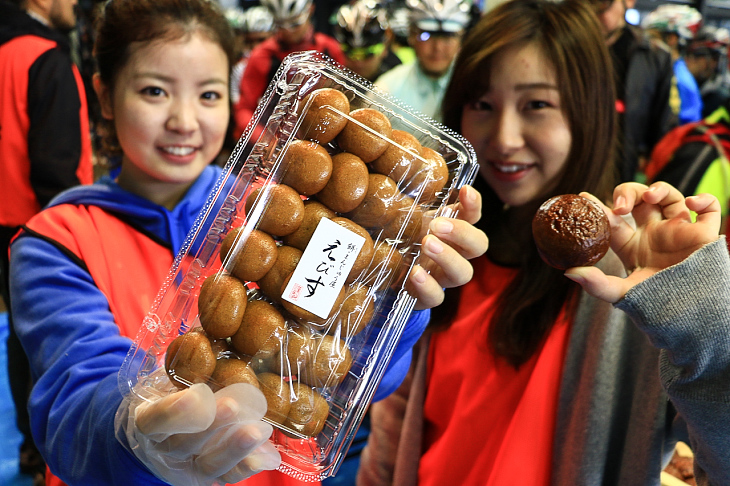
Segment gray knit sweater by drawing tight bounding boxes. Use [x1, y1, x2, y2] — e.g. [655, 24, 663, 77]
[357, 238, 730, 486]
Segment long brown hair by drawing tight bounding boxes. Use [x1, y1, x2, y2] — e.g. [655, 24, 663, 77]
[435, 0, 618, 367]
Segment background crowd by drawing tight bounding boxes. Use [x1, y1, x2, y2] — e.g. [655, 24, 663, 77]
[2, 0, 730, 485]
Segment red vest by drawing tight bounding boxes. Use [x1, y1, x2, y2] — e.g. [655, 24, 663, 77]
[25, 204, 316, 486]
[24, 203, 173, 340]
[0, 35, 93, 227]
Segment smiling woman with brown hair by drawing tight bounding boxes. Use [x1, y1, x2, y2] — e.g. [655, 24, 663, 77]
[357, 1, 730, 485]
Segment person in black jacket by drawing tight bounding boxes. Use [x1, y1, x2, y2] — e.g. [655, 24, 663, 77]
[587, 0, 678, 183]
[685, 25, 730, 118]
[0, 0, 93, 483]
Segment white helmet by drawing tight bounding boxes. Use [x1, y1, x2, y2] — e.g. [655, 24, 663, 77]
[388, 7, 410, 39]
[641, 4, 702, 40]
[259, 0, 312, 22]
[243, 6, 274, 33]
[225, 7, 247, 32]
[405, 0, 471, 33]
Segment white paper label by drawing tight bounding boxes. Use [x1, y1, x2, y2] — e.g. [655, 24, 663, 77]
[281, 218, 365, 319]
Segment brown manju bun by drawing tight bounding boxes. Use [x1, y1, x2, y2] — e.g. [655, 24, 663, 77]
[316, 152, 369, 213]
[282, 200, 336, 251]
[301, 333, 353, 388]
[383, 194, 423, 242]
[257, 372, 292, 425]
[336, 108, 393, 162]
[244, 184, 304, 237]
[230, 299, 287, 359]
[210, 358, 259, 391]
[405, 146, 449, 203]
[198, 273, 248, 339]
[370, 129, 422, 183]
[331, 217, 374, 283]
[532, 194, 611, 270]
[220, 227, 278, 282]
[280, 322, 312, 374]
[328, 283, 375, 338]
[283, 382, 330, 437]
[280, 324, 352, 388]
[258, 245, 303, 303]
[298, 88, 350, 144]
[364, 240, 405, 288]
[165, 328, 216, 389]
[279, 139, 333, 196]
[346, 173, 400, 228]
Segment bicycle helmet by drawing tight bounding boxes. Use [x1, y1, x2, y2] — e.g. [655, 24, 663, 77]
[243, 5, 274, 34]
[259, 0, 312, 22]
[335, 0, 389, 48]
[689, 25, 730, 58]
[641, 4, 702, 41]
[405, 0, 471, 33]
[225, 7, 247, 32]
[388, 6, 410, 40]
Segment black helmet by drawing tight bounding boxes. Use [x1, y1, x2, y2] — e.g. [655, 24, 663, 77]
[689, 25, 730, 58]
[335, 0, 389, 48]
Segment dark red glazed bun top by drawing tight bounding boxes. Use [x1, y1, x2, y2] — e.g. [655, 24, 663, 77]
[532, 194, 611, 270]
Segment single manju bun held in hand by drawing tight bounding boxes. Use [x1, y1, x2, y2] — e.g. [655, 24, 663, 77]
[532, 194, 611, 270]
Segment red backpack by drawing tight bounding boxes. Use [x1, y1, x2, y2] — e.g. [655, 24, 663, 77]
[645, 113, 730, 247]
[645, 117, 730, 185]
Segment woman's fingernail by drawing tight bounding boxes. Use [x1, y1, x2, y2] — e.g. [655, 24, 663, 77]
[431, 219, 453, 234]
[425, 236, 444, 254]
[411, 265, 427, 284]
[615, 195, 626, 210]
[564, 270, 586, 284]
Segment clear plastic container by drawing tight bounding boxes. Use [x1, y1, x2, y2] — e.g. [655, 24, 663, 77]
[119, 51, 478, 481]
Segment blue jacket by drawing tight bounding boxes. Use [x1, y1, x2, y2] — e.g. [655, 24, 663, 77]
[674, 58, 703, 125]
[10, 164, 427, 485]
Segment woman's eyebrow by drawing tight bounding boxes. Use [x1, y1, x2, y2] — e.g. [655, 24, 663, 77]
[132, 72, 228, 86]
[514, 82, 559, 91]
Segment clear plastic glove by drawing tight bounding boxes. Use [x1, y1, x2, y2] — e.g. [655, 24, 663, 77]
[566, 182, 722, 303]
[115, 369, 281, 485]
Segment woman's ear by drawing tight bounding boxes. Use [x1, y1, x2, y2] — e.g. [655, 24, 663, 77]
[93, 73, 114, 120]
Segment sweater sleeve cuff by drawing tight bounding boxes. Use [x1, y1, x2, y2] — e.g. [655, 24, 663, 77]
[615, 237, 730, 382]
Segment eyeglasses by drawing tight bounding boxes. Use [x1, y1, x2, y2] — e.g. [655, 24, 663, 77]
[274, 11, 309, 30]
[341, 43, 386, 61]
[415, 19, 466, 34]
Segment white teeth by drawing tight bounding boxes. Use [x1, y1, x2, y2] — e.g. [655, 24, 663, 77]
[495, 163, 528, 173]
[163, 146, 194, 156]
